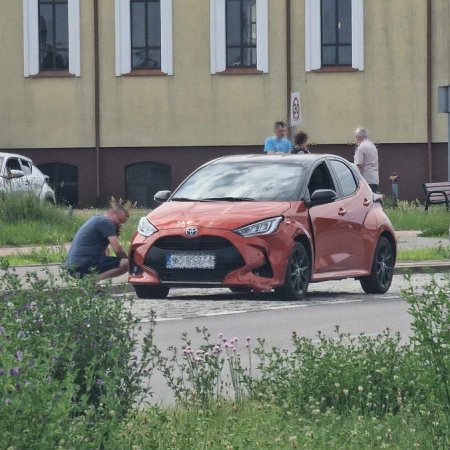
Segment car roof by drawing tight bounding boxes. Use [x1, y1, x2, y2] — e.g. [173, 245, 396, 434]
[0, 152, 32, 163]
[208, 153, 348, 169]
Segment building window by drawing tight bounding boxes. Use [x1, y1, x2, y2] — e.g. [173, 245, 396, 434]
[210, 0, 268, 74]
[39, 163, 79, 206]
[39, 0, 69, 71]
[305, 0, 364, 72]
[131, 0, 161, 70]
[226, 0, 256, 68]
[115, 0, 173, 75]
[321, 0, 351, 66]
[23, 0, 80, 77]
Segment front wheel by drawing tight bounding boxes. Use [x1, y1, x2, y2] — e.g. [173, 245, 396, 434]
[360, 236, 394, 294]
[134, 285, 170, 299]
[275, 242, 311, 300]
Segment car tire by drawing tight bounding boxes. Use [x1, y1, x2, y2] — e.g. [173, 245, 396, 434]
[275, 242, 311, 300]
[360, 236, 394, 294]
[134, 285, 170, 299]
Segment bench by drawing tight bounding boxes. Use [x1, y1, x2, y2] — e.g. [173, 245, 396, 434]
[423, 182, 450, 211]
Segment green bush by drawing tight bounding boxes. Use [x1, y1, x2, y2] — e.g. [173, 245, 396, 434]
[0, 263, 155, 448]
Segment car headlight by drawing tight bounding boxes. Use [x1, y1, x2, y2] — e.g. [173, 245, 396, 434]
[234, 217, 283, 237]
[137, 217, 158, 237]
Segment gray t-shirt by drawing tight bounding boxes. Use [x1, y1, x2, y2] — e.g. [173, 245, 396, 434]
[66, 216, 116, 267]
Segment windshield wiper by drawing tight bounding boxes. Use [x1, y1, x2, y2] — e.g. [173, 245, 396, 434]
[200, 196, 256, 202]
[171, 197, 195, 201]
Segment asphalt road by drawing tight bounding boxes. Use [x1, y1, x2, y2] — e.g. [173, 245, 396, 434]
[132, 272, 444, 404]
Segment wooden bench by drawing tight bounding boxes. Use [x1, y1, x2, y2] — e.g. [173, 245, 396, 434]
[423, 182, 450, 211]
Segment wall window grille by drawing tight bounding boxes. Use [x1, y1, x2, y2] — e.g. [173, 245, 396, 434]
[38, 0, 69, 71]
[23, 0, 80, 76]
[131, 0, 161, 70]
[226, 0, 256, 68]
[115, 0, 173, 75]
[321, 0, 352, 66]
[305, 0, 364, 72]
[210, 0, 268, 74]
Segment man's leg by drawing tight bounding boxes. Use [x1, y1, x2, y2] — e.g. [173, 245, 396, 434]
[96, 258, 128, 282]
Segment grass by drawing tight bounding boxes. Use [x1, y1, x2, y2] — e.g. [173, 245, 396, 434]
[116, 402, 435, 449]
[385, 201, 450, 237]
[397, 245, 450, 262]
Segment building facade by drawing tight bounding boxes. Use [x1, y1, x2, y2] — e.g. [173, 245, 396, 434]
[0, 0, 449, 206]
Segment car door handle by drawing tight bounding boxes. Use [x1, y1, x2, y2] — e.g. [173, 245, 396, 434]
[363, 199, 370, 206]
[338, 208, 347, 216]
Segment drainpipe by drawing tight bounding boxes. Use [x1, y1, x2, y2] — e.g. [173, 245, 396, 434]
[286, 0, 292, 138]
[426, 0, 432, 182]
[94, 0, 101, 202]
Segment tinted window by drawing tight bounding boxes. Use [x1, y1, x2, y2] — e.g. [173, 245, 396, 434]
[307, 162, 336, 196]
[173, 162, 304, 202]
[330, 159, 358, 197]
[20, 159, 33, 175]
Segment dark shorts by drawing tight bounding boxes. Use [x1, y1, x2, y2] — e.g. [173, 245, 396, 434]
[68, 256, 122, 278]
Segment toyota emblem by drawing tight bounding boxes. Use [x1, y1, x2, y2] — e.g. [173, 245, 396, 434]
[185, 227, 198, 237]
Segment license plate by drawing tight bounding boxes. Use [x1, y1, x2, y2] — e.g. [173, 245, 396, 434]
[166, 253, 216, 269]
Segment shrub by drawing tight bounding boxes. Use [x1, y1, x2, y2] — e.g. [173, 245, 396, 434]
[0, 262, 155, 448]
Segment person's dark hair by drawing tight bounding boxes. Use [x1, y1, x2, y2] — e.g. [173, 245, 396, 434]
[274, 120, 286, 128]
[294, 131, 308, 147]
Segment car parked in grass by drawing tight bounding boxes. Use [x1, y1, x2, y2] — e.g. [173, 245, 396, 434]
[0, 152, 55, 203]
[129, 154, 396, 299]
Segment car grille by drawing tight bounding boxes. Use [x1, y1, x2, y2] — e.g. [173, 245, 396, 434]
[144, 236, 245, 283]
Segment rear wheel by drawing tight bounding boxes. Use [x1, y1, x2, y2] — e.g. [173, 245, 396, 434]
[275, 242, 311, 300]
[134, 285, 170, 299]
[360, 236, 394, 294]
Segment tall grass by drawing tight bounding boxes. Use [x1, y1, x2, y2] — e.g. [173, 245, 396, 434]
[0, 193, 83, 246]
[385, 200, 450, 236]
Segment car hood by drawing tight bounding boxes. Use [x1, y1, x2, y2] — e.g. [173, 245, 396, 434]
[147, 201, 292, 230]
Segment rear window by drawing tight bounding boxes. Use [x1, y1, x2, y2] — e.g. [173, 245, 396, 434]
[173, 162, 304, 201]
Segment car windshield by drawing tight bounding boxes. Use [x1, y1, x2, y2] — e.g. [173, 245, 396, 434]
[172, 161, 304, 201]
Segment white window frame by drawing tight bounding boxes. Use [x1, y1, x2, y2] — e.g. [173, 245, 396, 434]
[115, 0, 173, 76]
[23, 0, 81, 77]
[305, 0, 364, 72]
[210, 0, 268, 74]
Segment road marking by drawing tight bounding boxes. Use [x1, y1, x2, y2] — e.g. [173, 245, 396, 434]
[137, 296, 400, 323]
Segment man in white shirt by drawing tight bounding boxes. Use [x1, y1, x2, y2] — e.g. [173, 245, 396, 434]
[354, 127, 379, 193]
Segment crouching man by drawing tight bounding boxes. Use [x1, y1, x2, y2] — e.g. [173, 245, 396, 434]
[66, 206, 129, 291]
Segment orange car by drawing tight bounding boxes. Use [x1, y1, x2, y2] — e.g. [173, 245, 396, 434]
[129, 154, 396, 299]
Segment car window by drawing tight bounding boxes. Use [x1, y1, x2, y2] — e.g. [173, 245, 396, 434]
[0, 157, 3, 171]
[6, 158, 21, 171]
[329, 159, 358, 197]
[20, 159, 33, 175]
[173, 162, 304, 201]
[307, 162, 336, 196]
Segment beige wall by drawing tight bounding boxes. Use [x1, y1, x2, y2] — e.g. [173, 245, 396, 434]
[0, 0, 95, 149]
[0, 0, 449, 150]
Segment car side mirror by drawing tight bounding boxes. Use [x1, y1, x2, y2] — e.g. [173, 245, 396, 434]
[8, 169, 25, 179]
[309, 189, 338, 205]
[154, 190, 172, 203]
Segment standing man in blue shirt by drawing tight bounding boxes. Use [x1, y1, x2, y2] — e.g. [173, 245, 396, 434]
[264, 121, 293, 154]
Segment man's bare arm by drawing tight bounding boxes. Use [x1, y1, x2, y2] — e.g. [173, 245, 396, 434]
[107, 236, 128, 259]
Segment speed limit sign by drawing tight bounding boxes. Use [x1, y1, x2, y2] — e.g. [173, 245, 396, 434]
[290, 92, 302, 126]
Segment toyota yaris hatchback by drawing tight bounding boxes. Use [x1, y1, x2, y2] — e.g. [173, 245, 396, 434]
[129, 154, 396, 300]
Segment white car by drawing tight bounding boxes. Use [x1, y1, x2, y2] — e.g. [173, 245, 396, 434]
[0, 152, 56, 203]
